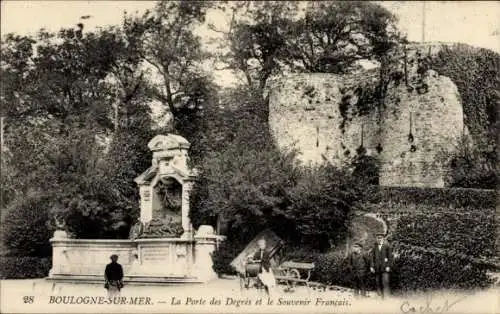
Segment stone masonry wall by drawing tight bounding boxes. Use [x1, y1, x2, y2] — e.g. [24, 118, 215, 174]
[268, 43, 463, 188]
[268, 71, 381, 166]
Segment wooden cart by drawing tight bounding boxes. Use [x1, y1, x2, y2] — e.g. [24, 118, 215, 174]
[239, 261, 264, 290]
[275, 261, 315, 292]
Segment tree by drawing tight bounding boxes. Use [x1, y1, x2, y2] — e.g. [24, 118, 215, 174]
[211, 1, 300, 93]
[131, 1, 215, 143]
[190, 85, 367, 250]
[286, 1, 400, 73]
[212, 1, 403, 96]
[285, 164, 367, 250]
[0, 23, 154, 239]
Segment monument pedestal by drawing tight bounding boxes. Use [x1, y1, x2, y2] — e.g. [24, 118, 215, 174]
[48, 228, 220, 284]
[48, 134, 224, 285]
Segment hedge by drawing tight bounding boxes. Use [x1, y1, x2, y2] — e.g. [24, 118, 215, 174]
[0, 257, 52, 279]
[369, 186, 497, 209]
[391, 212, 497, 259]
[298, 246, 494, 293]
[391, 243, 495, 292]
[211, 241, 495, 292]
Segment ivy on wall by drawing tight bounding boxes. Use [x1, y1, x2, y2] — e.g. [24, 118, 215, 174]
[429, 44, 499, 148]
[429, 44, 499, 188]
[338, 82, 379, 134]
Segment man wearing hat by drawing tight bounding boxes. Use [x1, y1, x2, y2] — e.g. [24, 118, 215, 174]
[370, 233, 393, 299]
[347, 242, 368, 298]
[104, 254, 124, 297]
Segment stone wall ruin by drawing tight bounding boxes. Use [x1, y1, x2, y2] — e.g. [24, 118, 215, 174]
[268, 43, 464, 188]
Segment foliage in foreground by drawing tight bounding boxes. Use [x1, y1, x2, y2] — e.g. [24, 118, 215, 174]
[0, 257, 52, 279]
[2, 193, 53, 258]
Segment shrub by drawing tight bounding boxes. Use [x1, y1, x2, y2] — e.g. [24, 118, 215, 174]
[211, 241, 245, 276]
[312, 251, 353, 287]
[441, 135, 498, 189]
[0, 257, 52, 279]
[286, 164, 368, 250]
[279, 247, 377, 290]
[383, 201, 497, 292]
[279, 246, 320, 264]
[2, 192, 53, 257]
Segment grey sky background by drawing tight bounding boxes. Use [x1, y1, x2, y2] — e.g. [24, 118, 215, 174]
[2, 1, 498, 49]
[1, 1, 498, 89]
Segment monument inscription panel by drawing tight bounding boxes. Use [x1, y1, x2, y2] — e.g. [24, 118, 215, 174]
[142, 247, 170, 263]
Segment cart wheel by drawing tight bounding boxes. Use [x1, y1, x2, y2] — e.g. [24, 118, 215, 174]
[289, 268, 300, 280]
[286, 268, 300, 291]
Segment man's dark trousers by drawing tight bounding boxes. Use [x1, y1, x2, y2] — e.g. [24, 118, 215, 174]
[374, 271, 390, 298]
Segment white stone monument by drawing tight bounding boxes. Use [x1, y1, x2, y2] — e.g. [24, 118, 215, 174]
[48, 134, 222, 284]
[134, 134, 197, 238]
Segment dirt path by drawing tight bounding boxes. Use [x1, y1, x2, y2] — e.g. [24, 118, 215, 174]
[1, 278, 498, 313]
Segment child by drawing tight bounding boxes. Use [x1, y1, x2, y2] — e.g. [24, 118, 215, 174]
[347, 243, 368, 298]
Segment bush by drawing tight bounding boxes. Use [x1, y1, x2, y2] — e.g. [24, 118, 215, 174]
[0, 257, 52, 279]
[279, 246, 320, 264]
[2, 193, 53, 257]
[279, 247, 376, 290]
[442, 135, 498, 189]
[211, 241, 246, 276]
[312, 251, 352, 287]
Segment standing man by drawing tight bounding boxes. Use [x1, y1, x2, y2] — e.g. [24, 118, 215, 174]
[370, 233, 393, 299]
[347, 243, 368, 298]
[105, 254, 124, 298]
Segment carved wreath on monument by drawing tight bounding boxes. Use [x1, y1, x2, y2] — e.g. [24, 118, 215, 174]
[139, 217, 184, 238]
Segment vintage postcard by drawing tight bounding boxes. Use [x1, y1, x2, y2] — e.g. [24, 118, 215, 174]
[0, 1, 498, 313]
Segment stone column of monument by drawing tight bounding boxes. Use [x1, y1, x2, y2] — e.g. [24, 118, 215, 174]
[181, 179, 194, 238]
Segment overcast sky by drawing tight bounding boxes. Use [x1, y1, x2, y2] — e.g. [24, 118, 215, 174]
[2, 1, 498, 50]
[1, 1, 498, 88]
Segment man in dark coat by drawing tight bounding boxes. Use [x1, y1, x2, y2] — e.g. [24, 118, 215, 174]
[105, 254, 124, 297]
[347, 243, 368, 298]
[370, 233, 393, 299]
[250, 239, 276, 296]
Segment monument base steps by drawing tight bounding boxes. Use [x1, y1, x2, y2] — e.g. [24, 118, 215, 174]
[46, 275, 203, 285]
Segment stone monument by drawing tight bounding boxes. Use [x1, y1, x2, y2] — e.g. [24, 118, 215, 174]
[134, 134, 196, 238]
[48, 134, 223, 284]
